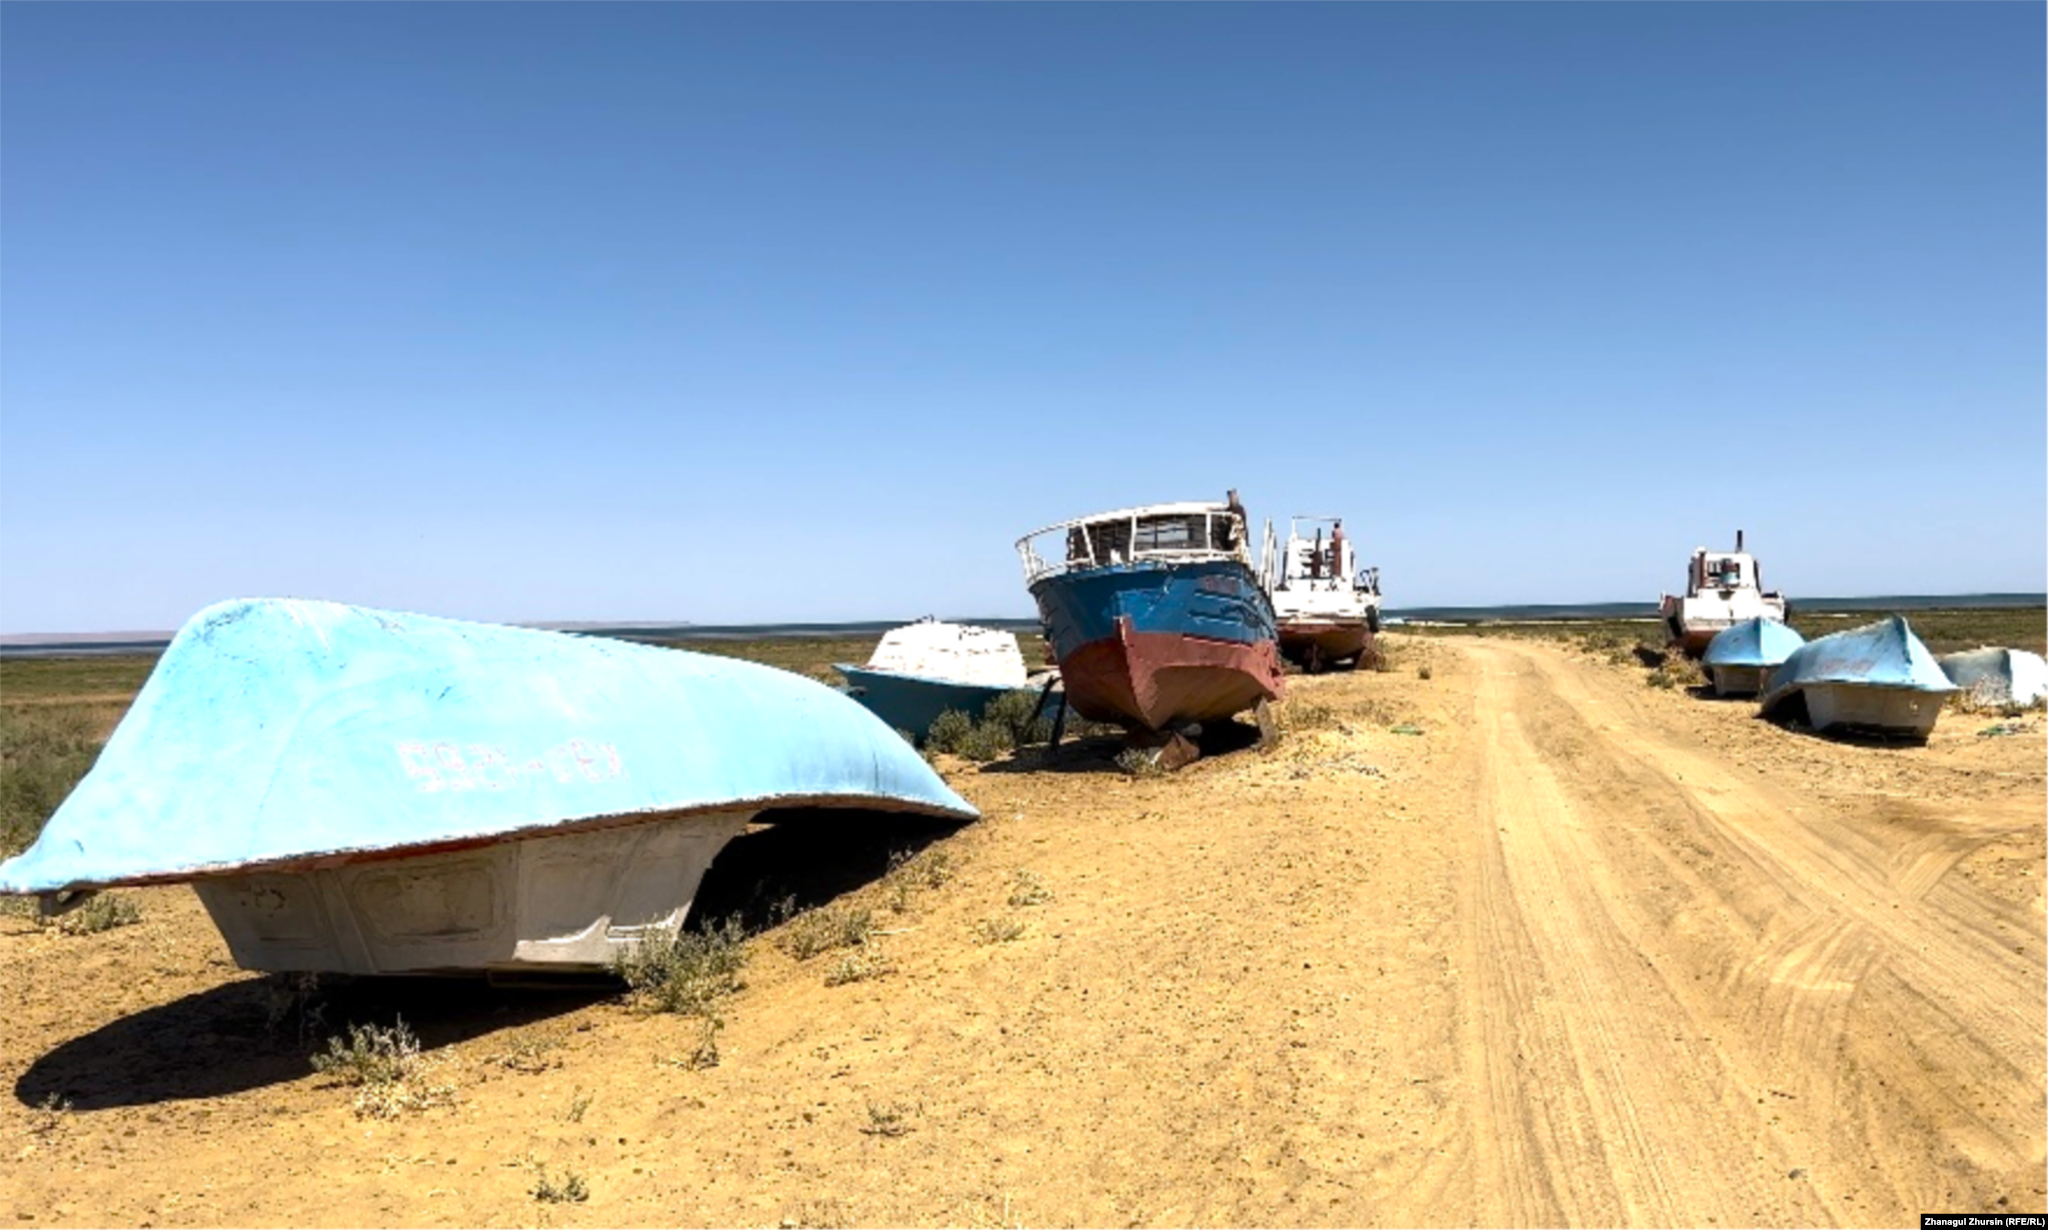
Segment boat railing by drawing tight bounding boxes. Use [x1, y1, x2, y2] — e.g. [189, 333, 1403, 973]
[1016, 503, 1249, 585]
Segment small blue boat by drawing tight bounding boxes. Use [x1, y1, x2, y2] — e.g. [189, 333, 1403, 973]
[1015, 495, 1282, 737]
[836, 620, 1033, 740]
[1701, 617, 1806, 696]
[0, 599, 976, 974]
[1759, 615, 1956, 738]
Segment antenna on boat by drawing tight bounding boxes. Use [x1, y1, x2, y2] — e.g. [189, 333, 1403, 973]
[1736, 529, 1745, 552]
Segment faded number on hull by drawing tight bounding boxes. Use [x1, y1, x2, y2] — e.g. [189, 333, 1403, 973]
[397, 739, 627, 792]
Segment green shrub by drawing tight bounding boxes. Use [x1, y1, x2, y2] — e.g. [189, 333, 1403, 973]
[778, 906, 872, 961]
[982, 689, 1055, 744]
[311, 1019, 422, 1088]
[925, 709, 975, 753]
[50, 893, 141, 936]
[532, 1168, 589, 1204]
[612, 918, 749, 1016]
[956, 720, 1016, 763]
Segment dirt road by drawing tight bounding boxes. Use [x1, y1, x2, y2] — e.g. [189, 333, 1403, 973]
[2, 635, 2041, 1227]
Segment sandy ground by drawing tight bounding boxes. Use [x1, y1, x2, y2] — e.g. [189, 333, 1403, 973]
[2, 634, 2042, 1228]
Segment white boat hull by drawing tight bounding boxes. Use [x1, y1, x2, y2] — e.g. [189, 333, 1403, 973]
[1799, 684, 1943, 738]
[193, 809, 752, 975]
[1709, 665, 1768, 697]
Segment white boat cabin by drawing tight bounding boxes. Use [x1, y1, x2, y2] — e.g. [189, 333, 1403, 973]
[1016, 499, 1252, 585]
[1259, 516, 1382, 625]
[1660, 530, 1787, 650]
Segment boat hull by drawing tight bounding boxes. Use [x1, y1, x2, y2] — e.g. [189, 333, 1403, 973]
[1709, 664, 1768, 696]
[1759, 615, 1954, 739]
[836, 665, 1022, 741]
[195, 809, 750, 975]
[1030, 560, 1282, 733]
[1800, 683, 1943, 738]
[1276, 619, 1375, 671]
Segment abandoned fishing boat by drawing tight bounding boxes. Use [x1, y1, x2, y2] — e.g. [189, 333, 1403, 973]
[1758, 615, 1955, 738]
[1938, 646, 2048, 708]
[1015, 493, 1283, 736]
[1259, 515, 1382, 672]
[1658, 531, 1788, 656]
[0, 598, 976, 976]
[836, 618, 1031, 740]
[1700, 617, 1805, 697]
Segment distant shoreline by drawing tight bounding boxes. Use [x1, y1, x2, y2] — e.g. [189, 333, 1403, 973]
[1, 593, 2041, 659]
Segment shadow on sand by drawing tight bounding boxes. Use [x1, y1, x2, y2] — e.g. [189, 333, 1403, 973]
[976, 718, 1266, 776]
[16, 808, 974, 1111]
[691, 805, 974, 930]
[15, 975, 609, 1111]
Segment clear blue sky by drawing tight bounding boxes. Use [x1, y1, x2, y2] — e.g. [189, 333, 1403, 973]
[3, 4, 2041, 633]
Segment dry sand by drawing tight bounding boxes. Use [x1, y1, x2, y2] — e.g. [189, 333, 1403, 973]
[2, 634, 2042, 1227]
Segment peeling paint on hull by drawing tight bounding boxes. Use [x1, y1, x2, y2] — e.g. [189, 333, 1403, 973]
[1061, 627, 1284, 732]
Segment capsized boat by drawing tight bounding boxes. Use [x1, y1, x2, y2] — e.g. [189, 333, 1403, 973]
[1759, 615, 1955, 737]
[1015, 493, 1282, 736]
[1700, 617, 1805, 697]
[836, 618, 1031, 740]
[1938, 647, 2048, 708]
[0, 599, 977, 975]
[1259, 516, 1383, 672]
[1658, 531, 1787, 656]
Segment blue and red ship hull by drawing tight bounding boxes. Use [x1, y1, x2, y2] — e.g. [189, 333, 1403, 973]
[1029, 560, 1284, 734]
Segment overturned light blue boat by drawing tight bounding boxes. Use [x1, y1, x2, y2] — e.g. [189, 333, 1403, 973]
[1759, 615, 1955, 738]
[0, 599, 976, 975]
[1701, 617, 1806, 697]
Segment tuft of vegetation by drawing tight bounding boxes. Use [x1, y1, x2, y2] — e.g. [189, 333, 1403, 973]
[491, 1030, 563, 1075]
[563, 1088, 593, 1123]
[956, 720, 1016, 763]
[778, 906, 873, 961]
[532, 1167, 590, 1204]
[665, 1017, 723, 1071]
[981, 688, 1056, 745]
[613, 918, 749, 1016]
[925, 709, 976, 754]
[921, 692, 1055, 762]
[310, 1018, 455, 1119]
[47, 892, 142, 936]
[1007, 869, 1052, 908]
[312, 1020, 420, 1088]
[1417, 664, 1434, 680]
[972, 915, 1026, 945]
[823, 949, 892, 986]
[883, 848, 953, 913]
[1646, 653, 1707, 691]
[861, 1100, 919, 1138]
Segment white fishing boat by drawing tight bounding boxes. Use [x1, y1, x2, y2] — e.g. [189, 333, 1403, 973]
[1658, 531, 1787, 657]
[1258, 516, 1383, 672]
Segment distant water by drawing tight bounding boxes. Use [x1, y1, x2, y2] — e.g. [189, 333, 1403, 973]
[2, 595, 2040, 658]
[1384, 592, 2048, 623]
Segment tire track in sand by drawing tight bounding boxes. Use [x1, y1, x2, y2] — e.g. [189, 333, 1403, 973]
[1499, 642, 2048, 1211]
[1459, 646, 1798, 1226]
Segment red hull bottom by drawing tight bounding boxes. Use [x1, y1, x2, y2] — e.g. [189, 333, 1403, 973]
[1277, 621, 1375, 670]
[1059, 627, 1284, 734]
